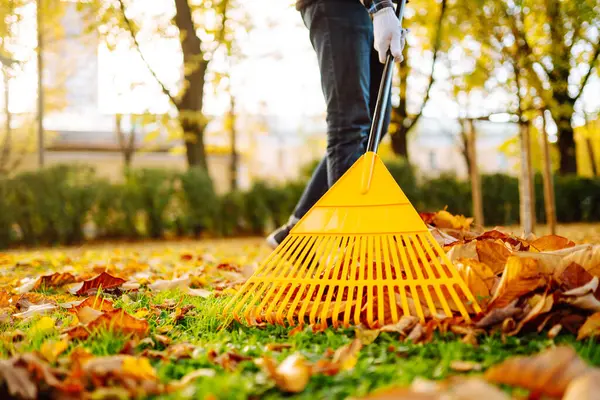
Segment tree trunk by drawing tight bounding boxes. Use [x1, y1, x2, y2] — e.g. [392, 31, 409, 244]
[229, 94, 238, 191]
[174, 0, 208, 171]
[1, 68, 11, 170]
[584, 113, 597, 177]
[391, 58, 410, 160]
[555, 111, 577, 175]
[466, 119, 484, 227]
[540, 111, 556, 235]
[459, 121, 471, 176]
[390, 125, 409, 160]
[36, 0, 44, 168]
[519, 121, 534, 235]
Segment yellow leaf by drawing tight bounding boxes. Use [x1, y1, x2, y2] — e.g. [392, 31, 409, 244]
[577, 312, 600, 340]
[31, 316, 55, 335]
[488, 256, 546, 309]
[122, 356, 158, 381]
[40, 338, 69, 363]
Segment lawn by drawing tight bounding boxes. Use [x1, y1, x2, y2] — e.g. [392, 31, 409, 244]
[1, 223, 600, 399]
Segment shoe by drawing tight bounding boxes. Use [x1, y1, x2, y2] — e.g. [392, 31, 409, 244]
[266, 215, 300, 249]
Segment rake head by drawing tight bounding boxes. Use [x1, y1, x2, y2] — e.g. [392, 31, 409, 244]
[223, 152, 482, 329]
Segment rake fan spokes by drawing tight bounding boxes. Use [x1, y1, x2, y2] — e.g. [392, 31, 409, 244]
[223, 232, 481, 329]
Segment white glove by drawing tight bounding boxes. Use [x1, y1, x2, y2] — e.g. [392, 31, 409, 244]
[373, 7, 408, 64]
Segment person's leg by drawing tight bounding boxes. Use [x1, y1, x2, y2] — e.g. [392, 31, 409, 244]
[267, 0, 376, 248]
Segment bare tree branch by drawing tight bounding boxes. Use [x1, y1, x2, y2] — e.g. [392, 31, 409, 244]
[572, 39, 600, 104]
[117, 0, 178, 107]
[403, 0, 447, 132]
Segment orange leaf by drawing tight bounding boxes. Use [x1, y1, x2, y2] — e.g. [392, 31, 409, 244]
[577, 312, 600, 340]
[488, 256, 546, 310]
[556, 263, 594, 291]
[508, 293, 554, 336]
[72, 272, 126, 296]
[531, 235, 576, 252]
[32, 273, 77, 291]
[485, 346, 591, 398]
[64, 308, 149, 340]
[0, 291, 19, 308]
[73, 297, 115, 312]
[476, 241, 511, 275]
[259, 353, 312, 393]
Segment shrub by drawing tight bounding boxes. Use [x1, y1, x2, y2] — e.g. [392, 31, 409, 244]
[419, 173, 471, 217]
[125, 168, 177, 239]
[178, 167, 220, 236]
[218, 190, 246, 236]
[0, 178, 12, 248]
[481, 174, 520, 226]
[92, 180, 142, 239]
[242, 181, 272, 235]
[7, 165, 98, 246]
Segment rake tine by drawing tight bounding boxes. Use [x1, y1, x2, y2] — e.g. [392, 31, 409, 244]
[344, 235, 361, 327]
[394, 235, 425, 322]
[286, 235, 331, 325]
[413, 233, 452, 318]
[382, 234, 399, 323]
[353, 236, 367, 326]
[405, 234, 438, 318]
[303, 236, 339, 325]
[322, 236, 349, 328]
[243, 235, 304, 323]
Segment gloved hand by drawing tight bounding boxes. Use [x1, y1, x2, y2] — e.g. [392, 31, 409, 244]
[373, 7, 408, 64]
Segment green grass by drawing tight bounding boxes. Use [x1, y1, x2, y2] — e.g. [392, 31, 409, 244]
[3, 291, 599, 399]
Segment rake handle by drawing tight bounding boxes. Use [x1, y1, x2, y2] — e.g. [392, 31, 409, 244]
[365, 0, 408, 154]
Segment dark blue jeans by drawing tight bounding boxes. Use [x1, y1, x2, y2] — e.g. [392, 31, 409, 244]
[292, 0, 392, 220]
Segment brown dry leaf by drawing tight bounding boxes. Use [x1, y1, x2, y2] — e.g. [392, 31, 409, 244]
[314, 339, 363, 376]
[357, 377, 509, 400]
[166, 369, 216, 392]
[488, 256, 546, 310]
[259, 353, 312, 393]
[577, 312, 600, 340]
[73, 297, 115, 312]
[80, 355, 161, 396]
[0, 358, 38, 399]
[563, 370, 600, 400]
[560, 276, 600, 312]
[75, 306, 104, 324]
[405, 324, 424, 343]
[531, 235, 576, 251]
[556, 262, 594, 290]
[71, 272, 126, 296]
[455, 258, 496, 306]
[266, 343, 293, 352]
[475, 300, 522, 328]
[449, 360, 482, 372]
[148, 275, 191, 291]
[508, 292, 554, 336]
[548, 324, 562, 338]
[0, 291, 19, 308]
[185, 287, 212, 298]
[561, 244, 600, 277]
[13, 302, 58, 319]
[446, 241, 478, 262]
[475, 240, 511, 275]
[32, 272, 77, 291]
[484, 345, 591, 398]
[64, 308, 149, 340]
[208, 349, 253, 371]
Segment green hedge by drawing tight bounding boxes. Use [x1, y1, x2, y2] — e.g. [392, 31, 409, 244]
[1, 162, 599, 249]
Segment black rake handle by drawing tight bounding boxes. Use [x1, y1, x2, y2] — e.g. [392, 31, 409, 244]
[365, 0, 408, 154]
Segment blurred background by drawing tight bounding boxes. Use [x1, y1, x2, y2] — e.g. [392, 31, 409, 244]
[0, 0, 599, 248]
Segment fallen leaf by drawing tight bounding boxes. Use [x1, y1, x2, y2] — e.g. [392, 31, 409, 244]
[485, 345, 591, 397]
[72, 272, 126, 296]
[556, 262, 594, 290]
[531, 235, 576, 251]
[455, 258, 496, 306]
[0, 358, 37, 399]
[449, 360, 482, 372]
[13, 303, 57, 319]
[548, 324, 562, 339]
[577, 312, 600, 340]
[563, 370, 600, 400]
[73, 297, 115, 312]
[0, 291, 19, 308]
[379, 316, 420, 335]
[185, 287, 212, 298]
[475, 300, 522, 328]
[488, 256, 546, 310]
[475, 240, 511, 275]
[405, 324, 424, 343]
[433, 210, 473, 230]
[75, 306, 104, 324]
[64, 308, 149, 340]
[39, 338, 69, 364]
[561, 244, 600, 277]
[208, 349, 252, 371]
[447, 241, 478, 262]
[32, 272, 77, 291]
[148, 275, 191, 292]
[260, 353, 312, 393]
[508, 292, 554, 335]
[266, 343, 293, 352]
[166, 369, 216, 392]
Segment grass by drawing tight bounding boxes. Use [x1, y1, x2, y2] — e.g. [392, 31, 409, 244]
[3, 290, 598, 400]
